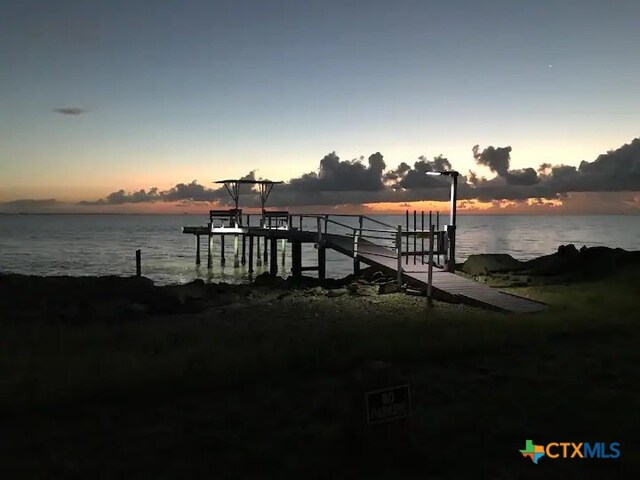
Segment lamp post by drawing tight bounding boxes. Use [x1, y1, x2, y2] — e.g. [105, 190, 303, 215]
[426, 170, 459, 272]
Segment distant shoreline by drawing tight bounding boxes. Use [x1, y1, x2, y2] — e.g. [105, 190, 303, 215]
[1, 212, 639, 216]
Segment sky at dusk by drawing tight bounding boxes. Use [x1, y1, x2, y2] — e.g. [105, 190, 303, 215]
[1, 0, 639, 213]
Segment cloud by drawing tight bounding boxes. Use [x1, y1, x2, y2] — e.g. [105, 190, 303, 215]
[80, 171, 260, 206]
[53, 108, 88, 115]
[384, 155, 452, 189]
[287, 152, 386, 191]
[472, 145, 512, 177]
[76, 138, 640, 209]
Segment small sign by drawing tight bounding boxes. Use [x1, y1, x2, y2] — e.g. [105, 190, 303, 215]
[365, 384, 411, 424]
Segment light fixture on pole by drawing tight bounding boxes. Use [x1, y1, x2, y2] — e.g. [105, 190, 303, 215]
[425, 170, 459, 272]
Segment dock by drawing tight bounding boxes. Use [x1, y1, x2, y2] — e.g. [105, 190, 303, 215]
[183, 207, 546, 314]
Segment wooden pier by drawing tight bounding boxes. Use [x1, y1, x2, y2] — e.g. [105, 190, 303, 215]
[183, 210, 546, 314]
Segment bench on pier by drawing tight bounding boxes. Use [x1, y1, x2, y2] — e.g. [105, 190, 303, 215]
[262, 210, 290, 229]
[210, 209, 243, 228]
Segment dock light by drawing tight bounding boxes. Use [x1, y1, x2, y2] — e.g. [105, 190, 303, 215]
[425, 170, 459, 272]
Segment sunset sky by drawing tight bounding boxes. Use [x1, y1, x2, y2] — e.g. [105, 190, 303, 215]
[1, 0, 639, 213]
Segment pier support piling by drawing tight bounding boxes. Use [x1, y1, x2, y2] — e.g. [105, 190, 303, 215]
[135, 249, 141, 277]
[195, 235, 201, 266]
[427, 223, 434, 308]
[256, 236, 262, 266]
[318, 245, 326, 281]
[281, 239, 286, 266]
[291, 241, 302, 278]
[207, 232, 213, 269]
[220, 235, 226, 266]
[248, 235, 254, 274]
[241, 235, 246, 265]
[269, 237, 277, 276]
[234, 235, 240, 268]
[263, 234, 268, 264]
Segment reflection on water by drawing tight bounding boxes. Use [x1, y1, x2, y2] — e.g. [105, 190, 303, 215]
[0, 214, 638, 285]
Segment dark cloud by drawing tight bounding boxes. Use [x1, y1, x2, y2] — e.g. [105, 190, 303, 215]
[288, 152, 386, 191]
[385, 155, 452, 190]
[472, 145, 512, 177]
[383, 162, 410, 182]
[77, 138, 640, 208]
[53, 107, 88, 115]
[80, 172, 260, 206]
[472, 144, 540, 186]
[505, 168, 539, 186]
[79, 188, 161, 205]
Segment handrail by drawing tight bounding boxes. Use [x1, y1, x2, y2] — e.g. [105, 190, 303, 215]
[344, 233, 395, 241]
[292, 213, 394, 229]
[360, 214, 394, 229]
[323, 217, 357, 231]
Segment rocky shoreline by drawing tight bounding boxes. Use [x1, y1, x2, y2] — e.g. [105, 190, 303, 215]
[459, 244, 640, 287]
[1, 245, 637, 323]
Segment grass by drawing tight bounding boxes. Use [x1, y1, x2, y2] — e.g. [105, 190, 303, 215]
[1, 270, 639, 478]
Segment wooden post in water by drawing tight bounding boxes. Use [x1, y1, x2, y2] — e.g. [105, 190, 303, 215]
[248, 235, 254, 274]
[269, 237, 277, 276]
[234, 235, 240, 268]
[291, 241, 302, 278]
[256, 235, 262, 266]
[263, 232, 268, 264]
[317, 216, 326, 281]
[318, 245, 326, 281]
[135, 249, 141, 277]
[195, 235, 201, 265]
[241, 235, 246, 265]
[220, 235, 225, 266]
[281, 239, 286, 266]
[207, 222, 213, 269]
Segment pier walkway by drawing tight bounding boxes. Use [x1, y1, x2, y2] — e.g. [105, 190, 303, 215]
[183, 212, 547, 314]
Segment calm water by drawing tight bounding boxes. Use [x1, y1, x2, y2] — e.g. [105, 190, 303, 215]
[0, 214, 638, 285]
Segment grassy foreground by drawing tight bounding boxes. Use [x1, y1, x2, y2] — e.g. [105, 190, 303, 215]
[1, 269, 639, 479]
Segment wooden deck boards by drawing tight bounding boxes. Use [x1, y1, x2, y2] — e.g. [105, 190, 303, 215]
[181, 226, 547, 313]
[324, 234, 546, 314]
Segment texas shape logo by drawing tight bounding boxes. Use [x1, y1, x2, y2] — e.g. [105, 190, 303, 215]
[520, 439, 546, 464]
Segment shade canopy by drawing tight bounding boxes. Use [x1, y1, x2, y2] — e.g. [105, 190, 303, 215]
[214, 179, 283, 210]
[214, 179, 283, 185]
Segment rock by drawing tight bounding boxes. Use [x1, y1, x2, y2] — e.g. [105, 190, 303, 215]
[405, 288, 424, 296]
[378, 281, 400, 295]
[461, 254, 524, 276]
[306, 286, 326, 296]
[370, 271, 385, 282]
[327, 288, 348, 297]
[557, 244, 579, 256]
[253, 273, 288, 289]
[347, 282, 378, 296]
